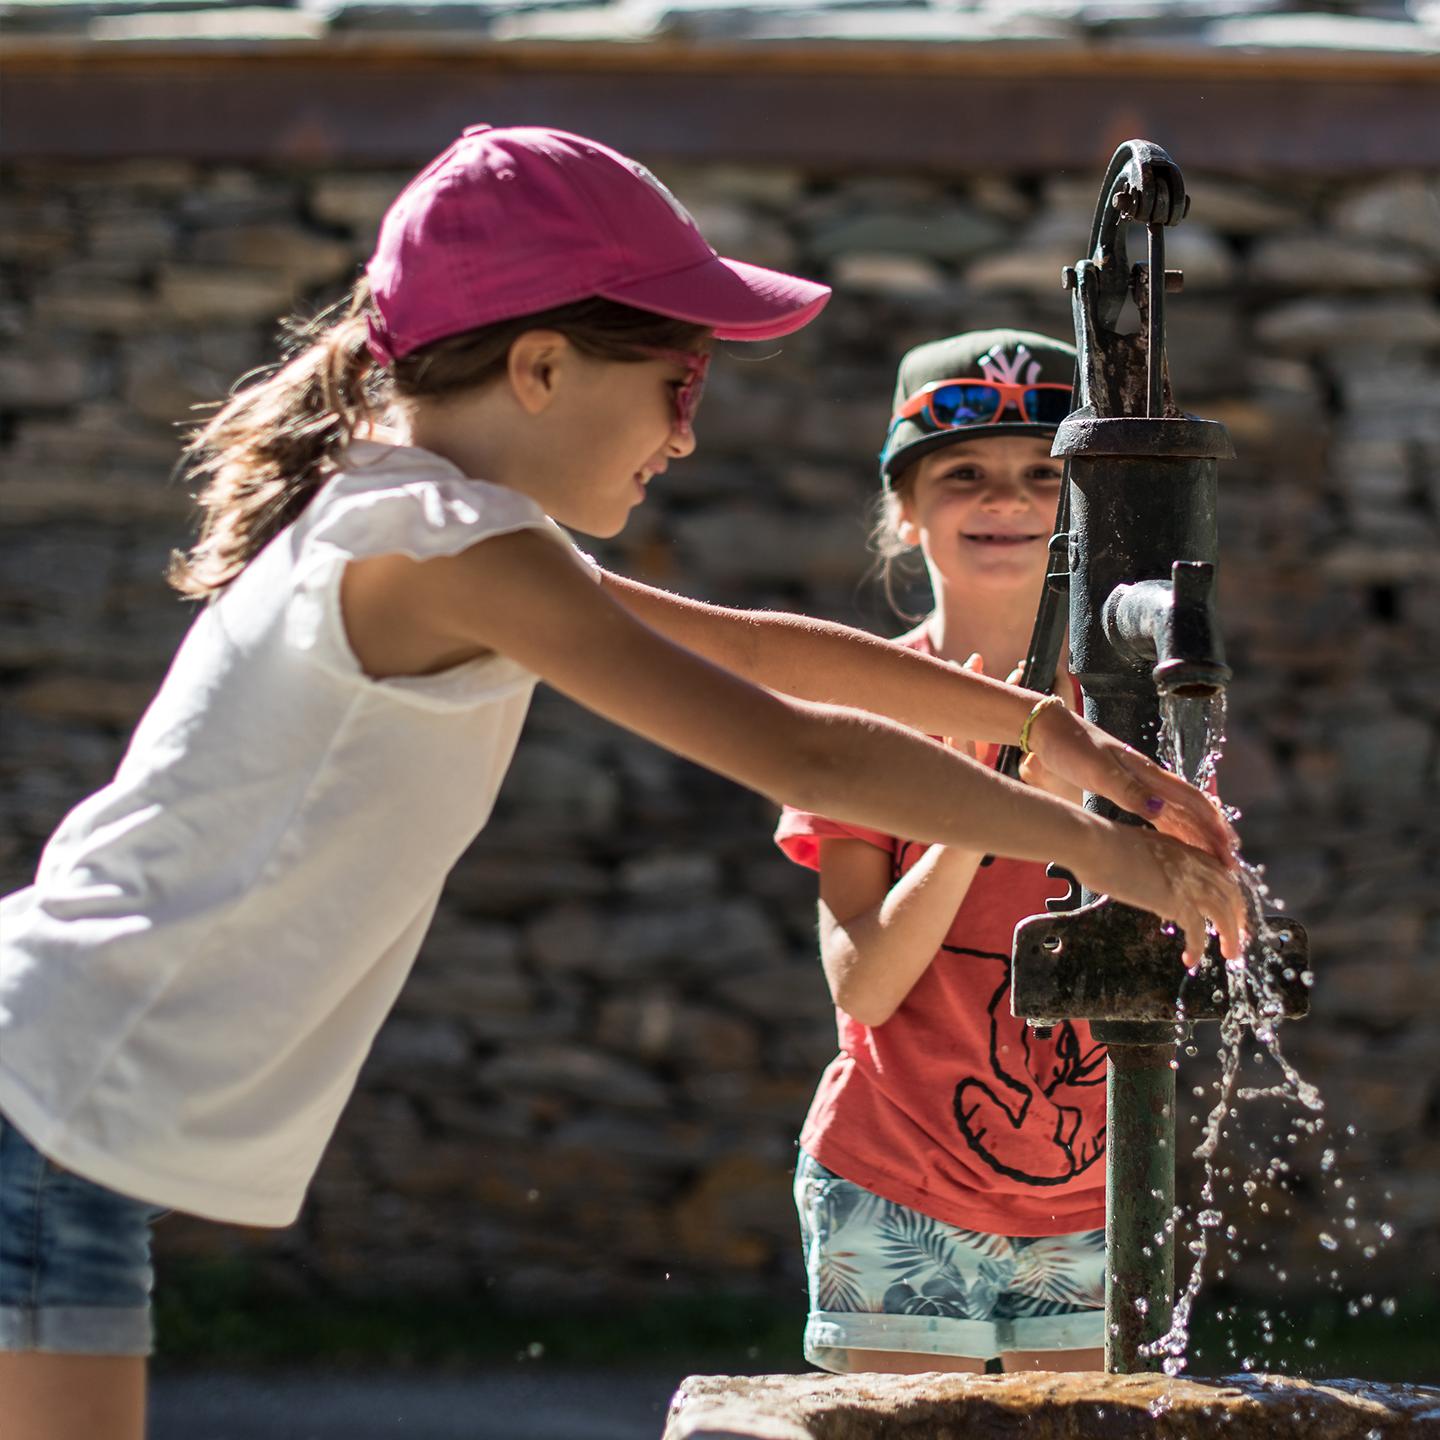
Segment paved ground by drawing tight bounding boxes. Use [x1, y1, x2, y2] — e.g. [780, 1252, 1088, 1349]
[150, 1368, 693, 1440]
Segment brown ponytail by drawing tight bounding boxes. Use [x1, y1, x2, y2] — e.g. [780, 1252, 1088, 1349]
[169, 282, 707, 600]
[169, 283, 381, 599]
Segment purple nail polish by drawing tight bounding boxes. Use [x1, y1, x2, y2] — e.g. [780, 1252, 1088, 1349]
[1145, 795, 1166, 816]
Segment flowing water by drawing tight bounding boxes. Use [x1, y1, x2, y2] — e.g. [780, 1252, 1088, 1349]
[1138, 691, 1389, 1385]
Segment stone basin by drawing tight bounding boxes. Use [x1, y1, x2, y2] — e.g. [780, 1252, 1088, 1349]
[663, 1371, 1440, 1439]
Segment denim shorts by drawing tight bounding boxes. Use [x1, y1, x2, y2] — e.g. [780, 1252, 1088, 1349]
[795, 1149, 1105, 1369]
[0, 1112, 163, 1355]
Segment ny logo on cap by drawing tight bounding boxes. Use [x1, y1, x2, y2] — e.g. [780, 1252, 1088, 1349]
[979, 343, 1041, 387]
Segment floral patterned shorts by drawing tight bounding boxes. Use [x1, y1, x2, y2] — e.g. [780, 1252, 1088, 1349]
[795, 1149, 1105, 1370]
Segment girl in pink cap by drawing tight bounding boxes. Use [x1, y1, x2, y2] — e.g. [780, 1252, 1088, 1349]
[0, 127, 1241, 1437]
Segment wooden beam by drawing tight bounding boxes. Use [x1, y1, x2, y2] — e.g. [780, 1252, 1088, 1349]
[3, 51, 1437, 172]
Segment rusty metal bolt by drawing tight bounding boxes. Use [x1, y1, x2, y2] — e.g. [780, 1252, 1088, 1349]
[1129, 263, 1187, 301]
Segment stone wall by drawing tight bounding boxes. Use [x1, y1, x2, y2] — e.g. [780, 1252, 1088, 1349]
[2, 155, 1437, 1318]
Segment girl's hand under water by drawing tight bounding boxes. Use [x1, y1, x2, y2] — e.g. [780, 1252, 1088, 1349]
[1025, 702, 1239, 868]
[1082, 824, 1248, 968]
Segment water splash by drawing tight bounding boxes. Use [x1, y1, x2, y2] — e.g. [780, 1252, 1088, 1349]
[1142, 690, 1333, 1376]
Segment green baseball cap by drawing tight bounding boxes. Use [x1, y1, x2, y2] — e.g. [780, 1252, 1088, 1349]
[880, 328, 1077, 486]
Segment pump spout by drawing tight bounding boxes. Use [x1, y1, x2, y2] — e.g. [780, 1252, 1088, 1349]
[1104, 560, 1231, 699]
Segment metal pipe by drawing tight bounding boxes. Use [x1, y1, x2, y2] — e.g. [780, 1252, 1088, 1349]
[1146, 223, 1165, 418]
[1105, 1043, 1176, 1372]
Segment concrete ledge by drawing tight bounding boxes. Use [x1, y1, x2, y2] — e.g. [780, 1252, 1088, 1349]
[664, 1371, 1440, 1439]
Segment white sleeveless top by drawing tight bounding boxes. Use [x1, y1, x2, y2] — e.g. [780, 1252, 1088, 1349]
[0, 440, 596, 1225]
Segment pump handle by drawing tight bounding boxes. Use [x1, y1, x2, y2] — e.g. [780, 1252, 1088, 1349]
[996, 140, 1192, 780]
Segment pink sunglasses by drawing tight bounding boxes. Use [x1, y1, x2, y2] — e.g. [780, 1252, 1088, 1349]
[632, 346, 711, 437]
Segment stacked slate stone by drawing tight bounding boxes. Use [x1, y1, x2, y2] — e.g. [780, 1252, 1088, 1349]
[1, 152, 1437, 1314]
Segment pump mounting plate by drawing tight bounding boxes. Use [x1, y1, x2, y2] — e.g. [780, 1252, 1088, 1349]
[1012, 895, 1309, 1024]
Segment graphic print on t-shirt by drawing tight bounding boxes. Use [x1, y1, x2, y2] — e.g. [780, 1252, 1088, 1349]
[893, 839, 1108, 1187]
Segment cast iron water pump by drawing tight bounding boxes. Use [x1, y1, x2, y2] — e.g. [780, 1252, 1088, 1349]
[999, 140, 1311, 1374]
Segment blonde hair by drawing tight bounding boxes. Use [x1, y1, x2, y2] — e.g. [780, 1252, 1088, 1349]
[869, 463, 929, 622]
[169, 280, 708, 600]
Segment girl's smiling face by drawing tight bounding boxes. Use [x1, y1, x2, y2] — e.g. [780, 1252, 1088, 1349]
[539, 347, 703, 538]
[409, 334, 706, 540]
[898, 434, 1063, 596]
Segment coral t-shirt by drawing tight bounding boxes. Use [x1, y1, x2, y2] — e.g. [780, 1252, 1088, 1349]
[775, 646, 1107, 1237]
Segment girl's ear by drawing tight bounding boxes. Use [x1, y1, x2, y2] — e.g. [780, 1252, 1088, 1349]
[507, 329, 570, 416]
[895, 499, 921, 548]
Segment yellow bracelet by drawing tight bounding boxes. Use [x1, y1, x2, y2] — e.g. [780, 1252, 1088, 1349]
[1019, 694, 1066, 756]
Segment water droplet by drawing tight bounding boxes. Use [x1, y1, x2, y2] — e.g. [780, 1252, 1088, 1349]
[1318, 1232, 1338, 1251]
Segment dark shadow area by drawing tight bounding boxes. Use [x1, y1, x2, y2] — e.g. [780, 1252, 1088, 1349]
[153, 1259, 1439, 1383]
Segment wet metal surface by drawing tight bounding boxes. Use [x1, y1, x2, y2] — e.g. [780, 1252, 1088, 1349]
[1012, 900, 1309, 1025]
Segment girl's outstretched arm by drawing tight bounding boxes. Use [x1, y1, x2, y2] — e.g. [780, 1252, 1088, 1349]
[342, 532, 1245, 965]
[603, 570, 1032, 737]
[601, 571, 1236, 868]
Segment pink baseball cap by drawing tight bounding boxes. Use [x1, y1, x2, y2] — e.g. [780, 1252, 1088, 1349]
[366, 124, 831, 364]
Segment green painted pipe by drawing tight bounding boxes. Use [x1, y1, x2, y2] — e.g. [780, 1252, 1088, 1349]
[1104, 1041, 1176, 1372]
